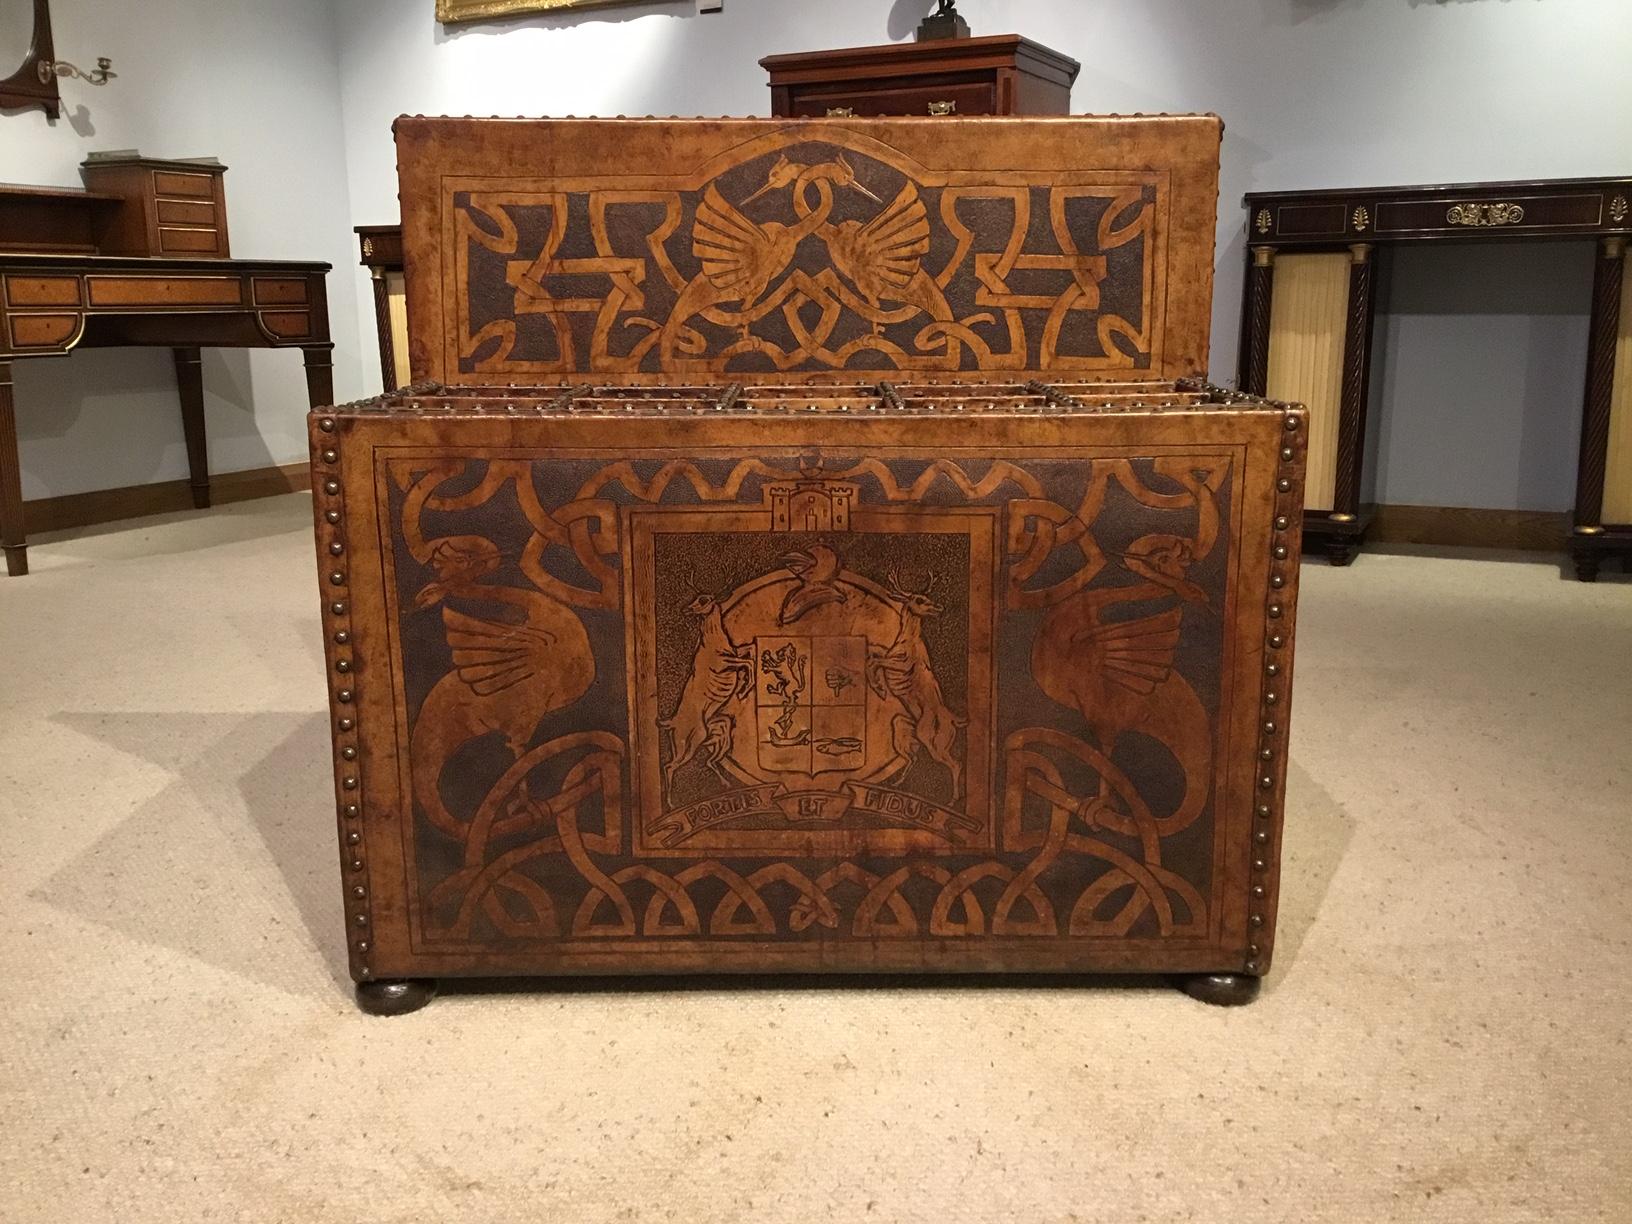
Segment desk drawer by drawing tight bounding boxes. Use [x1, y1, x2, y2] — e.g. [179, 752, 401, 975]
[156, 198, 217, 227]
[152, 170, 218, 199]
[86, 276, 244, 307]
[790, 78, 998, 118]
[158, 226, 228, 255]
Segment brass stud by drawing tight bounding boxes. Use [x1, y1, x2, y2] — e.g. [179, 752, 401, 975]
[359, 965, 372, 978]
[354, 913, 368, 926]
[329, 542, 344, 556]
[1257, 804, 1271, 818]
[356, 939, 370, 953]
[338, 717, 354, 732]
[346, 831, 361, 845]
[319, 418, 336, 432]
[325, 510, 341, 524]
[343, 777, 358, 790]
[343, 803, 359, 818]
[341, 746, 357, 760]
[1270, 574, 1285, 589]
[1259, 775, 1274, 789]
[336, 659, 351, 673]
[1280, 447, 1293, 461]
[1267, 604, 1282, 618]
[337, 689, 353, 703]
[1252, 858, 1267, 872]
[1254, 830, 1269, 844]
[331, 601, 347, 616]
[334, 630, 350, 645]
[324, 480, 340, 495]
[1274, 545, 1288, 560]
[350, 858, 364, 871]
[1274, 516, 1289, 530]
[1252, 885, 1266, 898]
[1284, 417, 1298, 431]
[329, 571, 345, 586]
[1266, 662, 1280, 677]
[1248, 943, 1260, 956]
[1269, 634, 1284, 649]
[1277, 478, 1292, 493]
[1259, 747, 1273, 761]
[1244, 960, 1259, 973]
[352, 885, 366, 899]
[1249, 914, 1264, 927]
[1263, 721, 1277, 734]
[322, 449, 338, 464]
[1265, 692, 1278, 705]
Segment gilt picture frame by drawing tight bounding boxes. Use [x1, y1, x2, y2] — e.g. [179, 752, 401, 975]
[437, 0, 667, 23]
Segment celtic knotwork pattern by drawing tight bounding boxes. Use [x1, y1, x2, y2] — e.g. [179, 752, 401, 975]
[450, 134, 1160, 378]
[388, 447, 1230, 947]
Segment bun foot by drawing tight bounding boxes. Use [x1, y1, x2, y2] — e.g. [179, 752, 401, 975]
[1176, 972, 1261, 1006]
[356, 978, 438, 1016]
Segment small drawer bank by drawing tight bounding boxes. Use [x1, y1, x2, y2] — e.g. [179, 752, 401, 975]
[310, 115, 1306, 1014]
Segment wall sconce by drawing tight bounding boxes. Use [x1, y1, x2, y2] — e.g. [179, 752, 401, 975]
[38, 55, 115, 86]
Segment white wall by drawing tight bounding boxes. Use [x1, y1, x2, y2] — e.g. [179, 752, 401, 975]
[2, 0, 366, 501]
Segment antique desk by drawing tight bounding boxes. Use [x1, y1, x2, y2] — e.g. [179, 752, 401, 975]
[760, 34, 1079, 118]
[0, 178, 333, 577]
[1237, 176, 1632, 576]
[313, 115, 1306, 1016]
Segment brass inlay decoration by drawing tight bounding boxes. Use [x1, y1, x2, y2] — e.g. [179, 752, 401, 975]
[826, 107, 857, 118]
[1255, 209, 1272, 235]
[437, 0, 646, 21]
[1610, 195, 1628, 225]
[361, 236, 375, 260]
[1445, 201, 1526, 228]
[927, 100, 957, 116]
[1351, 206, 1369, 232]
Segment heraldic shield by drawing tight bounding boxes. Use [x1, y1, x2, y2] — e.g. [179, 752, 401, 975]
[630, 477, 995, 859]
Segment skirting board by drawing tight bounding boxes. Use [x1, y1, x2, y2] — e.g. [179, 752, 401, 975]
[1369, 504, 1569, 552]
[23, 461, 311, 535]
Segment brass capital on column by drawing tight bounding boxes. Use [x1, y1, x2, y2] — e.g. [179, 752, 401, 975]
[1603, 236, 1626, 260]
[1348, 243, 1373, 265]
[1252, 246, 1276, 267]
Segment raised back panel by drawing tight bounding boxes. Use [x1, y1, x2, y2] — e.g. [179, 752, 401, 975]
[395, 116, 1221, 385]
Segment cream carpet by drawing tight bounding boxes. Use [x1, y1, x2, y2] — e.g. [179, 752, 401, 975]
[2, 493, 1629, 1223]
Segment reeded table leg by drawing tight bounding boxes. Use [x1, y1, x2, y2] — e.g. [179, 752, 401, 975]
[1176, 972, 1261, 1006]
[356, 978, 438, 1016]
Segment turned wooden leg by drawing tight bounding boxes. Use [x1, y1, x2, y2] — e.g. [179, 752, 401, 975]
[356, 978, 437, 1016]
[0, 361, 26, 577]
[172, 347, 210, 510]
[1176, 972, 1261, 1006]
[1573, 551, 1601, 583]
[303, 344, 335, 410]
[1326, 542, 1358, 567]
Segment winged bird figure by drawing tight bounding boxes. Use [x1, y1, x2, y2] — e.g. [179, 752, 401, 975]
[665, 154, 881, 351]
[821, 182, 935, 334]
[408, 536, 595, 841]
[1031, 534, 1212, 832]
[778, 544, 848, 625]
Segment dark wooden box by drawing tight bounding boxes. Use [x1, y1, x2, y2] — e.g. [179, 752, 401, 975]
[312, 116, 1306, 1014]
[761, 34, 1078, 118]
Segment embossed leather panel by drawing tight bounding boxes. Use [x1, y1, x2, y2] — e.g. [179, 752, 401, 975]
[395, 117, 1221, 385]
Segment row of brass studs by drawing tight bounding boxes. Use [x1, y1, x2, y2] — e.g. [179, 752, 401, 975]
[317, 415, 371, 981]
[1247, 411, 1301, 974]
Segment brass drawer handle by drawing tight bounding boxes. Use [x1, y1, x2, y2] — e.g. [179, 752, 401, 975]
[928, 100, 957, 116]
[826, 106, 856, 118]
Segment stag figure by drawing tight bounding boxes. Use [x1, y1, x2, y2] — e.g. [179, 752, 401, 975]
[659, 590, 753, 799]
[868, 570, 966, 800]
